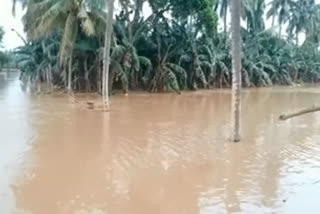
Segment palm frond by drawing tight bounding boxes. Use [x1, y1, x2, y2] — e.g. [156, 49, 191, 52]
[78, 7, 96, 37]
[59, 13, 78, 63]
[111, 60, 129, 92]
[164, 67, 180, 94]
[111, 45, 126, 60]
[35, 0, 71, 37]
[166, 63, 187, 89]
[195, 67, 208, 87]
[179, 54, 191, 65]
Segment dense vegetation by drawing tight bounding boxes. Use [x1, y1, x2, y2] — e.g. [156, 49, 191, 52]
[11, 0, 320, 94]
[0, 27, 14, 70]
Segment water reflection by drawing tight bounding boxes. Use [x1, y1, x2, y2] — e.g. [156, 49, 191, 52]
[0, 72, 33, 214]
[0, 74, 320, 214]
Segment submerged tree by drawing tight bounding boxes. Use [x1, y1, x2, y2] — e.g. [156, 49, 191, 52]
[9, 0, 320, 96]
[0, 27, 14, 70]
[22, 0, 106, 93]
[231, 0, 242, 142]
[103, 0, 114, 111]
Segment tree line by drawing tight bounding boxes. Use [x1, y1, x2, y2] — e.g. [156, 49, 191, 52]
[0, 27, 15, 70]
[11, 0, 320, 94]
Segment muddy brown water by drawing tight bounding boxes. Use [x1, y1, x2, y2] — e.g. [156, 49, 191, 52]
[1, 73, 320, 214]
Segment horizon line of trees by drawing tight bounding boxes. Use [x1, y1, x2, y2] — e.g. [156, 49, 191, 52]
[0, 27, 16, 71]
[9, 0, 320, 94]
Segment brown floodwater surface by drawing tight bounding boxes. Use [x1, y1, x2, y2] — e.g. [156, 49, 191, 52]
[1, 73, 320, 214]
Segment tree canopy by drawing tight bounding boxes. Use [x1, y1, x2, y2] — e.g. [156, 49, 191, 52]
[10, 0, 320, 94]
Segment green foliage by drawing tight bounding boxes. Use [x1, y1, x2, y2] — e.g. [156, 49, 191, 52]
[267, 0, 295, 32]
[15, 35, 59, 82]
[23, 0, 106, 64]
[12, 0, 320, 94]
[0, 27, 4, 46]
[165, 63, 187, 90]
[0, 27, 15, 69]
[0, 52, 12, 68]
[244, 0, 266, 35]
[170, 0, 218, 36]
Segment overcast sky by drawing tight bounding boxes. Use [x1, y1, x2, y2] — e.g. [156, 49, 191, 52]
[1, 0, 320, 50]
[0, 1, 24, 50]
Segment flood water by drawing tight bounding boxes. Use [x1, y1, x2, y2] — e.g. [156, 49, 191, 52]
[1, 72, 320, 214]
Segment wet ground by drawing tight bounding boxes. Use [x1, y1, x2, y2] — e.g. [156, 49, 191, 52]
[1, 72, 320, 214]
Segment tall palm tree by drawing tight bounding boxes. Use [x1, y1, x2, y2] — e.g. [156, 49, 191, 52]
[267, 0, 279, 27]
[21, 0, 105, 93]
[300, 0, 320, 44]
[287, 0, 319, 45]
[287, 4, 304, 45]
[215, 0, 230, 33]
[231, 0, 242, 142]
[103, 0, 115, 111]
[118, 0, 146, 41]
[243, 0, 266, 35]
[267, 0, 294, 36]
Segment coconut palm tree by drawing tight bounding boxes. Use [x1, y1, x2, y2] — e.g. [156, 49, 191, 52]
[267, 0, 294, 36]
[215, 0, 230, 33]
[287, 3, 305, 45]
[231, 0, 241, 142]
[300, 0, 320, 45]
[243, 0, 265, 35]
[103, 0, 115, 111]
[287, 0, 319, 45]
[11, 0, 320, 96]
[118, 0, 147, 41]
[22, 0, 106, 93]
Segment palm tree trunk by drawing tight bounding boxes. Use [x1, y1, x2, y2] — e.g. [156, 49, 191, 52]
[128, 19, 133, 42]
[102, 0, 115, 111]
[272, 15, 275, 27]
[63, 65, 67, 88]
[67, 50, 73, 94]
[279, 24, 282, 37]
[48, 64, 53, 92]
[129, 1, 142, 42]
[84, 56, 90, 92]
[224, 9, 228, 34]
[46, 68, 50, 91]
[231, 0, 242, 142]
[97, 56, 102, 94]
[36, 71, 41, 93]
